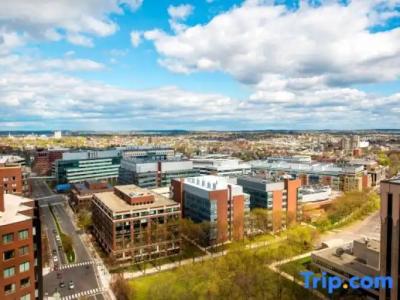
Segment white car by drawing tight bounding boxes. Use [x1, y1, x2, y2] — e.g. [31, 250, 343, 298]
[68, 281, 74, 290]
[53, 255, 58, 263]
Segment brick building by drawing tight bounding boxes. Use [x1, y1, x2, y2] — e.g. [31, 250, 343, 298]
[237, 176, 301, 232]
[0, 186, 42, 300]
[70, 180, 113, 212]
[171, 175, 250, 245]
[92, 185, 181, 263]
[32, 149, 65, 176]
[0, 165, 23, 196]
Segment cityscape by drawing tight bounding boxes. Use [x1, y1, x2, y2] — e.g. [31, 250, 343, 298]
[1, 1, 400, 300]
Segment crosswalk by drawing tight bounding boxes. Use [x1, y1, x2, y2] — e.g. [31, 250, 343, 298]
[59, 261, 95, 270]
[61, 287, 105, 300]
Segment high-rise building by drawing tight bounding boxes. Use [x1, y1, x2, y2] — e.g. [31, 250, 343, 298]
[53, 150, 121, 184]
[0, 186, 42, 300]
[118, 158, 198, 188]
[380, 177, 400, 300]
[237, 176, 301, 231]
[171, 175, 250, 245]
[92, 185, 181, 262]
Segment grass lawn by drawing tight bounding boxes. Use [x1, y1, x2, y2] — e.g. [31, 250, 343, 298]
[130, 271, 177, 300]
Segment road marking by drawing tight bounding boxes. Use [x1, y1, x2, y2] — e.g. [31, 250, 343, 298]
[61, 287, 105, 300]
[59, 261, 95, 270]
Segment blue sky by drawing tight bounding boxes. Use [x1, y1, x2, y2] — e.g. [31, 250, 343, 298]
[0, 0, 399, 130]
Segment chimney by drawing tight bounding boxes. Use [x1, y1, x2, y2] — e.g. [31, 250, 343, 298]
[0, 184, 4, 212]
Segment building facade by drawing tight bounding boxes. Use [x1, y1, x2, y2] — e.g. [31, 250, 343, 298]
[92, 185, 181, 263]
[32, 149, 65, 176]
[53, 150, 121, 184]
[237, 176, 301, 232]
[380, 177, 400, 300]
[0, 187, 42, 300]
[118, 158, 198, 188]
[69, 180, 113, 212]
[171, 175, 250, 245]
[119, 146, 175, 160]
[191, 156, 251, 177]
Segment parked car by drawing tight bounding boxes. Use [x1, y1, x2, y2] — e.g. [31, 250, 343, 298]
[59, 281, 65, 288]
[53, 255, 58, 263]
[68, 281, 74, 290]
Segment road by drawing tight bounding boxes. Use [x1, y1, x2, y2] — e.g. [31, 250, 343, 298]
[32, 179, 106, 300]
[320, 211, 380, 244]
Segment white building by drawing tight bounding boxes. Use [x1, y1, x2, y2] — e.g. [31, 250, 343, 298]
[191, 156, 251, 177]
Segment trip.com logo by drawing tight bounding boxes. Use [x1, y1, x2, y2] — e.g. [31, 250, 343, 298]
[300, 271, 392, 294]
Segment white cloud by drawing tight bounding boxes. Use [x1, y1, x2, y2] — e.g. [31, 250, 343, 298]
[130, 31, 142, 47]
[0, 0, 143, 49]
[167, 4, 194, 33]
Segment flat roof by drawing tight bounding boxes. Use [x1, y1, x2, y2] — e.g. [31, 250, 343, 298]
[0, 194, 33, 226]
[94, 185, 178, 213]
[383, 176, 400, 185]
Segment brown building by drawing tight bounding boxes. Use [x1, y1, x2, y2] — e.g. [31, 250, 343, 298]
[0, 165, 23, 196]
[32, 149, 64, 176]
[70, 180, 113, 212]
[380, 177, 400, 300]
[171, 175, 250, 245]
[0, 186, 42, 300]
[92, 185, 181, 263]
[237, 176, 301, 232]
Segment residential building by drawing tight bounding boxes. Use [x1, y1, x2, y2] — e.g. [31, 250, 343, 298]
[92, 185, 181, 263]
[236, 176, 301, 231]
[69, 180, 113, 212]
[118, 157, 198, 188]
[53, 150, 121, 184]
[191, 156, 251, 177]
[251, 158, 369, 192]
[380, 177, 400, 300]
[312, 238, 380, 298]
[171, 175, 250, 245]
[0, 186, 42, 300]
[32, 148, 66, 176]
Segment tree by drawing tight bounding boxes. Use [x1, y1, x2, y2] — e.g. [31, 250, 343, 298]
[77, 209, 92, 231]
[111, 274, 135, 300]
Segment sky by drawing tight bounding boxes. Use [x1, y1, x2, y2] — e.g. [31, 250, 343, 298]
[0, 0, 399, 131]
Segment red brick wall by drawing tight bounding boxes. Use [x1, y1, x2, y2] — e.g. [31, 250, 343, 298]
[0, 166, 22, 195]
[171, 179, 184, 216]
[0, 220, 35, 300]
[272, 190, 283, 232]
[285, 178, 301, 225]
[210, 189, 228, 243]
[232, 194, 244, 241]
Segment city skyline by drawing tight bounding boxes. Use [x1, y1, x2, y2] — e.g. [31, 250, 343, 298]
[1, 0, 400, 130]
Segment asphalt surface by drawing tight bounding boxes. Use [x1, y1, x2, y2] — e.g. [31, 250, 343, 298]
[32, 179, 106, 300]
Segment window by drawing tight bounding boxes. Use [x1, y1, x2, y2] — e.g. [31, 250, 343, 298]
[3, 249, 15, 261]
[4, 283, 16, 295]
[19, 246, 29, 256]
[19, 230, 29, 240]
[4, 267, 15, 278]
[20, 294, 31, 300]
[2, 233, 13, 244]
[19, 262, 30, 273]
[20, 277, 30, 288]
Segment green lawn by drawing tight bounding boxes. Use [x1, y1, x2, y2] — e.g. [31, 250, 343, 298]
[130, 271, 177, 300]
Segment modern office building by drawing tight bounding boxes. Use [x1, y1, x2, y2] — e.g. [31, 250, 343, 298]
[191, 156, 251, 177]
[92, 185, 181, 262]
[171, 175, 250, 245]
[118, 146, 175, 160]
[118, 157, 198, 188]
[348, 159, 387, 187]
[32, 148, 66, 176]
[69, 180, 113, 212]
[380, 177, 400, 300]
[251, 158, 369, 192]
[0, 186, 42, 300]
[237, 176, 301, 231]
[53, 150, 121, 184]
[312, 238, 380, 298]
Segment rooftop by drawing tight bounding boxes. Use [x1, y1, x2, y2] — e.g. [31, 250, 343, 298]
[184, 175, 244, 195]
[0, 194, 33, 226]
[94, 185, 178, 213]
[0, 155, 25, 164]
[383, 176, 400, 184]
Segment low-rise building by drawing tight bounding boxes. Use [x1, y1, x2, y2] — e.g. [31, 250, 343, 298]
[236, 176, 301, 231]
[171, 175, 250, 245]
[0, 186, 43, 300]
[191, 156, 251, 177]
[32, 148, 66, 176]
[92, 185, 181, 263]
[69, 180, 113, 212]
[118, 146, 175, 160]
[312, 238, 380, 298]
[53, 150, 121, 184]
[118, 158, 198, 188]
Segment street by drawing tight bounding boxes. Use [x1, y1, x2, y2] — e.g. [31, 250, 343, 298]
[32, 179, 106, 300]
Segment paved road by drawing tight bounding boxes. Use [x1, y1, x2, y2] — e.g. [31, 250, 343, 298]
[320, 212, 380, 244]
[31, 179, 106, 300]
